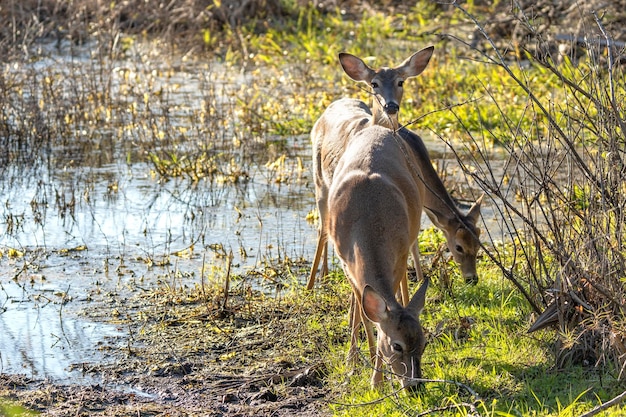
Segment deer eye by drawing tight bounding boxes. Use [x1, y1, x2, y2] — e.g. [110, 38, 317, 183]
[371, 81, 379, 89]
[455, 245, 464, 254]
[398, 80, 404, 87]
[392, 342, 403, 353]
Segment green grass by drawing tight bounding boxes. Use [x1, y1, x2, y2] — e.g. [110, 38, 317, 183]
[315, 236, 626, 416]
[234, 1, 623, 152]
[0, 399, 38, 416]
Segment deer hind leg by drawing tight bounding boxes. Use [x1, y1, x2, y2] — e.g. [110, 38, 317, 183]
[398, 241, 424, 306]
[405, 241, 426, 305]
[308, 190, 331, 289]
[321, 241, 328, 279]
[410, 240, 425, 282]
[307, 228, 327, 289]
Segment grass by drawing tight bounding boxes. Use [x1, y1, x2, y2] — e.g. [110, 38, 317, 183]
[319, 249, 626, 416]
[113, 229, 626, 416]
[0, 399, 39, 416]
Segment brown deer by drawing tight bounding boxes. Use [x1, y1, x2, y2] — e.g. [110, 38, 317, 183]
[327, 124, 431, 392]
[325, 120, 482, 392]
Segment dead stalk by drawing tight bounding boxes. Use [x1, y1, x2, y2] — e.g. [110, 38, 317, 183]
[222, 250, 233, 311]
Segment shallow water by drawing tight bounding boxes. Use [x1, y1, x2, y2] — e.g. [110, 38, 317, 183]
[0, 278, 123, 381]
[0, 155, 317, 383]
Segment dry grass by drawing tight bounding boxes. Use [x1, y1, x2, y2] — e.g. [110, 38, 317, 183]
[0, 0, 289, 59]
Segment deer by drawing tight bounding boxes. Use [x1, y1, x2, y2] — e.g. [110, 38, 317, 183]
[325, 121, 483, 393]
[307, 47, 483, 299]
[397, 127, 483, 287]
[307, 47, 435, 291]
[327, 124, 430, 393]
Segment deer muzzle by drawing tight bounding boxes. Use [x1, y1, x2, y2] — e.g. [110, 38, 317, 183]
[384, 102, 400, 115]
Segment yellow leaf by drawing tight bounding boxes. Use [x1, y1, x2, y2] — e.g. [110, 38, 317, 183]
[219, 351, 236, 361]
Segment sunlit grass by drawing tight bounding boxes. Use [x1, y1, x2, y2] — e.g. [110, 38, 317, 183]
[321, 245, 626, 416]
[236, 2, 625, 153]
[0, 399, 38, 416]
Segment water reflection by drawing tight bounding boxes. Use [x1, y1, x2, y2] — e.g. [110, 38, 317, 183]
[0, 279, 122, 381]
[0, 144, 317, 383]
[0, 157, 316, 265]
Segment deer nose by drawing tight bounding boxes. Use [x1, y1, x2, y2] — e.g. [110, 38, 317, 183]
[464, 272, 479, 285]
[384, 102, 399, 115]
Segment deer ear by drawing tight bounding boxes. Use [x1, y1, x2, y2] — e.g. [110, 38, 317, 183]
[362, 285, 388, 323]
[339, 53, 375, 82]
[423, 206, 450, 230]
[397, 46, 434, 79]
[408, 276, 429, 316]
[466, 194, 484, 225]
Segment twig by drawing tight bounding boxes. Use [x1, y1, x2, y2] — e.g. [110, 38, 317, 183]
[413, 402, 481, 417]
[593, 12, 615, 105]
[451, 3, 603, 196]
[330, 383, 481, 415]
[592, 12, 626, 137]
[222, 250, 233, 310]
[401, 97, 483, 128]
[58, 285, 72, 345]
[347, 344, 482, 402]
[200, 252, 210, 314]
[577, 389, 626, 417]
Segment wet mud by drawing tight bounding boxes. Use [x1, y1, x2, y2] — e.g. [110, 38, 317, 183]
[1, 252, 338, 416]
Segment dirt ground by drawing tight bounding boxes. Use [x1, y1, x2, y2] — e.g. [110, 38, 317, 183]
[0, 370, 328, 416]
[0, 259, 337, 416]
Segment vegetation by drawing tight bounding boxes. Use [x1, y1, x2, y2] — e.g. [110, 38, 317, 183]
[1, 0, 626, 415]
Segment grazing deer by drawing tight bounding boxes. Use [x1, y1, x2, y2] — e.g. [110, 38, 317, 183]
[327, 124, 430, 392]
[398, 127, 483, 286]
[307, 47, 435, 290]
[326, 123, 482, 393]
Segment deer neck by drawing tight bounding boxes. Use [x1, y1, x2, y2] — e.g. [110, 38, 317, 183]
[398, 128, 459, 216]
[421, 166, 459, 217]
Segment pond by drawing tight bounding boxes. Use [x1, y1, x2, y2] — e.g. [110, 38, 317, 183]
[0, 42, 504, 387]
[0, 154, 317, 382]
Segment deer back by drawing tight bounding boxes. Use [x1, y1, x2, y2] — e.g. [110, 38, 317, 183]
[327, 125, 428, 390]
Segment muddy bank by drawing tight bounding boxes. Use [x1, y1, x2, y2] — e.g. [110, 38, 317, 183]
[1, 257, 342, 416]
[1, 369, 328, 416]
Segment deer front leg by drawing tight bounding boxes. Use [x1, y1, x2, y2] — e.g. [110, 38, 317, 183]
[348, 291, 361, 365]
[399, 273, 409, 306]
[361, 304, 377, 362]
